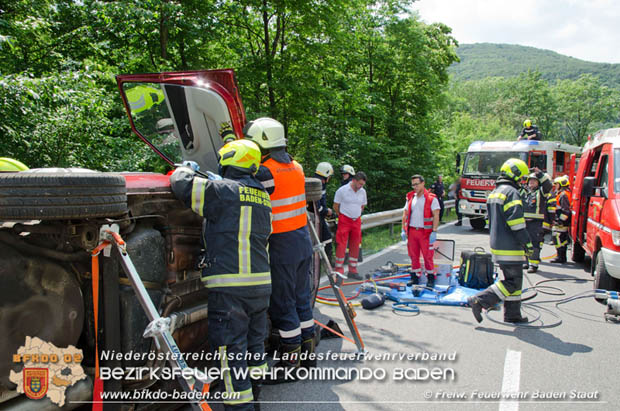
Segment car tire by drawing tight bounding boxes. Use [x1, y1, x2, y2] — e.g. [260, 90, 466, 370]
[0, 172, 127, 220]
[571, 241, 585, 263]
[593, 251, 620, 305]
[305, 177, 323, 202]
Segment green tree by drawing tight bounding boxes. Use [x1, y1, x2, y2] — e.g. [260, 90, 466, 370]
[554, 74, 618, 145]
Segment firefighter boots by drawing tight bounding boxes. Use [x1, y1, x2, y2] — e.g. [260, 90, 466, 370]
[300, 335, 317, 368]
[407, 272, 419, 287]
[503, 301, 529, 323]
[550, 248, 567, 264]
[467, 296, 483, 323]
[263, 343, 300, 385]
[426, 273, 436, 289]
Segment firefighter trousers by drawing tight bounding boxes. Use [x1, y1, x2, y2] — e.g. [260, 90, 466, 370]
[335, 214, 362, 274]
[553, 227, 569, 253]
[208, 291, 269, 410]
[268, 257, 314, 345]
[526, 220, 544, 267]
[474, 263, 524, 319]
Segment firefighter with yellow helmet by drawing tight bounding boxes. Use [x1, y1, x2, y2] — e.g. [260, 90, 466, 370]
[517, 119, 542, 141]
[170, 139, 271, 409]
[551, 175, 571, 263]
[468, 158, 534, 324]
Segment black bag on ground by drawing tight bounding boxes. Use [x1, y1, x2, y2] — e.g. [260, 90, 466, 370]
[458, 247, 495, 289]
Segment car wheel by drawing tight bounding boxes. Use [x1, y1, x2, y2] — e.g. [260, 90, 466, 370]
[0, 172, 127, 220]
[593, 251, 620, 305]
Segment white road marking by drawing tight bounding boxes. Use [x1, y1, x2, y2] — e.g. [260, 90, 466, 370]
[499, 349, 522, 411]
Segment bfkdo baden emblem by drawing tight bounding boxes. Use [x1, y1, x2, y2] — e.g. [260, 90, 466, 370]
[23, 368, 48, 400]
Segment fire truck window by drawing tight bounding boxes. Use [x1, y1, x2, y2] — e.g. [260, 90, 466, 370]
[598, 155, 608, 190]
[589, 150, 601, 177]
[614, 149, 620, 193]
[555, 151, 565, 173]
[529, 154, 547, 171]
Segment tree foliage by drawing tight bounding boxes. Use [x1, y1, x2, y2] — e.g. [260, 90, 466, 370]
[0, 0, 459, 211]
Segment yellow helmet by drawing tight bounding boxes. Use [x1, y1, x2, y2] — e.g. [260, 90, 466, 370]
[0, 157, 29, 172]
[218, 139, 261, 174]
[316, 162, 334, 178]
[523, 119, 532, 128]
[500, 158, 529, 182]
[553, 175, 569, 188]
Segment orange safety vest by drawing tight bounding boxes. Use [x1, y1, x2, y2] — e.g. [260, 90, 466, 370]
[404, 189, 436, 233]
[263, 158, 307, 234]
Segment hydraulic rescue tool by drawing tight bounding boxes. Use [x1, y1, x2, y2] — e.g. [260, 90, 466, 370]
[306, 212, 365, 353]
[95, 225, 213, 411]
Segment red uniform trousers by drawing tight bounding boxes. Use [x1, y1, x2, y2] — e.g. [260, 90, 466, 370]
[407, 227, 435, 276]
[334, 214, 362, 274]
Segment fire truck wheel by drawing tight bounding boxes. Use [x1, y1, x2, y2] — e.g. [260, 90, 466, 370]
[470, 217, 486, 230]
[305, 177, 323, 202]
[0, 171, 127, 220]
[593, 251, 620, 305]
[571, 241, 585, 263]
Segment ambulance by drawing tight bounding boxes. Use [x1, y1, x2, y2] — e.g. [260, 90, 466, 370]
[457, 140, 581, 229]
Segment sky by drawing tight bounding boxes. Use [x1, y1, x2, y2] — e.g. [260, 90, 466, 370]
[411, 0, 620, 64]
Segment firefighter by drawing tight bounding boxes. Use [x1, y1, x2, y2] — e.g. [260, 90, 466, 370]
[521, 170, 552, 273]
[340, 164, 355, 186]
[243, 117, 316, 382]
[551, 175, 571, 263]
[468, 159, 534, 324]
[170, 139, 270, 410]
[312, 162, 334, 262]
[517, 119, 542, 141]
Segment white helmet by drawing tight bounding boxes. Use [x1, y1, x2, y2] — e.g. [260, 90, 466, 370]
[316, 162, 334, 178]
[243, 117, 286, 149]
[341, 164, 355, 175]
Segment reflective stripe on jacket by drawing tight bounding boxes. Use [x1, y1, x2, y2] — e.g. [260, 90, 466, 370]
[486, 178, 532, 264]
[403, 189, 436, 233]
[554, 189, 571, 228]
[170, 168, 272, 295]
[261, 158, 307, 234]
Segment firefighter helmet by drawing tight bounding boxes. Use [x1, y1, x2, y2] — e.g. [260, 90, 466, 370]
[341, 164, 355, 175]
[553, 175, 570, 188]
[243, 117, 286, 149]
[0, 157, 29, 172]
[316, 162, 334, 178]
[218, 139, 261, 174]
[526, 172, 539, 181]
[523, 119, 532, 128]
[500, 158, 529, 182]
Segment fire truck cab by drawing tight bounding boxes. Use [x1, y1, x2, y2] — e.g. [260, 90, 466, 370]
[457, 140, 581, 230]
[571, 128, 620, 299]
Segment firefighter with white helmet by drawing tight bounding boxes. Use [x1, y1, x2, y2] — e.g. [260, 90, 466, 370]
[340, 164, 355, 186]
[521, 169, 552, 273]
[244, 117, 316, 382]
[313, 162, 335, 262]
[468, 158, 534, 324]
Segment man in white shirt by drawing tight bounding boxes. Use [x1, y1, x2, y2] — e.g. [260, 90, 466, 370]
[333, 171, 367, 279]
[402, 174, 440, 288]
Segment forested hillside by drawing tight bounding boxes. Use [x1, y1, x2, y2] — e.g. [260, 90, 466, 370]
[450, 43, 620, 88]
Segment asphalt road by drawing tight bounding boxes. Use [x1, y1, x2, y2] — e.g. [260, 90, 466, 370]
[261, 218, 618, 411]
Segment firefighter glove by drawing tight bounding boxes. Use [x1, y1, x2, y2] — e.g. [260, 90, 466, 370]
[182, 160, 200, 172]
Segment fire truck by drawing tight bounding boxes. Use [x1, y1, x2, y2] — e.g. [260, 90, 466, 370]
[570, 128, 620, 300]
[456, 140, 581, 229]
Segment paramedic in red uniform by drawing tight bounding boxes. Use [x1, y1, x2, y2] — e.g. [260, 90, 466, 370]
[402, 174, 440, 289]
